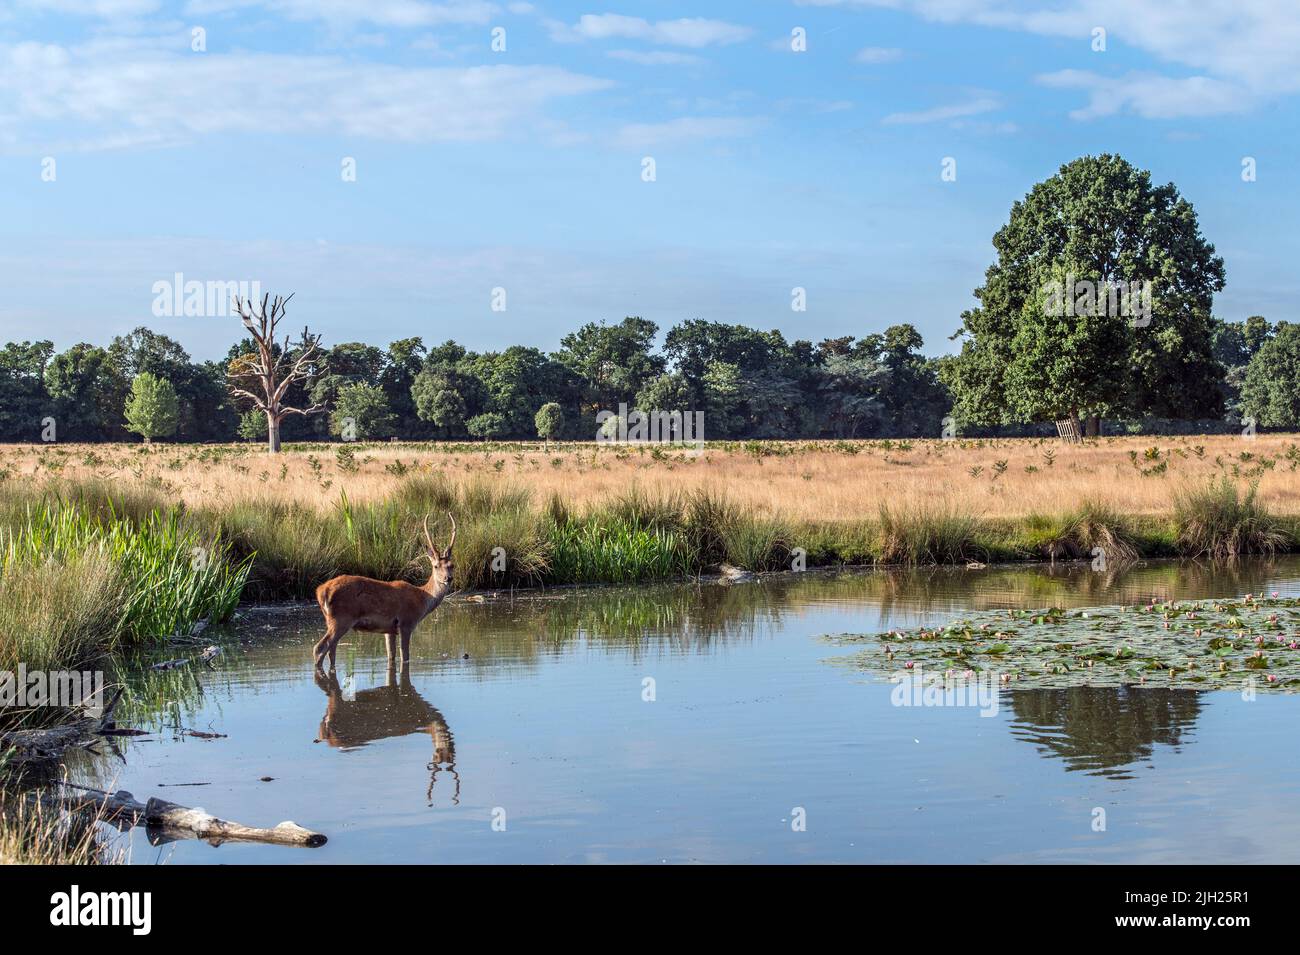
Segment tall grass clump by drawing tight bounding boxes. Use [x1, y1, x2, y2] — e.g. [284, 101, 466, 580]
[600, 487, 686, 534]
[877, 501, 983, 565]
[456, 505, 551, 590]
[0, 503, 249, 669]
[720, 516, 792, 571]
[0, 790, 122, 865]
[209, 474, 551, 597]
[0, 548, 126, 675]
[682, 488, 741, 566]
[548, 519, 691, 584]
[215, 498, 344, 598]
[1174, 478, 1288, 560]
[1019, 500, 1138, 563]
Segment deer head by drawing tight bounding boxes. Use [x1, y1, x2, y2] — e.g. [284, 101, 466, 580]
[420, 511, 457, 598]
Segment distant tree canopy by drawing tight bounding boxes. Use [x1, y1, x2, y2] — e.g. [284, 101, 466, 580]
[3, 309, 1283, 445]
[944, 154, 1228, 432]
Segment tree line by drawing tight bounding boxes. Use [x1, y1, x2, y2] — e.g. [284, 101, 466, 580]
[0, 316, 953, 443]
[2, 155, 1294, 445]
[0, 309, 1288, 445]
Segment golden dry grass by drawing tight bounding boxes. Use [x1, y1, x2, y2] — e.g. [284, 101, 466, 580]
[3, 434, 1299, 522]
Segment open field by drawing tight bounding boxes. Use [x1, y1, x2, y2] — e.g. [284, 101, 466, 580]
[4, 434, 1300, 521]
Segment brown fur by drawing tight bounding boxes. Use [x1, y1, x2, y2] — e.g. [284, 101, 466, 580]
[313, 512, 456, 670]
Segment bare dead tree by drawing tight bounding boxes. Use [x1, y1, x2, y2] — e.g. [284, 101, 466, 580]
[227, 293, 324, 452]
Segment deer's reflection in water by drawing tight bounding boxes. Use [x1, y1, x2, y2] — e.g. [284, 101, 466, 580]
[314, 665, 460, 806]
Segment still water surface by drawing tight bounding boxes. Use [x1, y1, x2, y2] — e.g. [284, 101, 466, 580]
[87, 559, 1300, 863]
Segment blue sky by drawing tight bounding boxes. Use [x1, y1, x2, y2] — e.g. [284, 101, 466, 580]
[1, 0, 1297, 361]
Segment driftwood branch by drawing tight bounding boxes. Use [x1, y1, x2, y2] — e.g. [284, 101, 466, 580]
[51, 783, 326, 848]
[0, 688, 124, 770]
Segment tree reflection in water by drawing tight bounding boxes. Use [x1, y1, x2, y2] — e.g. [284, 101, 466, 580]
[1006, 686, 1204, 779]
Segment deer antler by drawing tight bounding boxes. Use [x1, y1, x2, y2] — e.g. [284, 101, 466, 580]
[443, 512, 456, 558]
[422, 513, 437, 555]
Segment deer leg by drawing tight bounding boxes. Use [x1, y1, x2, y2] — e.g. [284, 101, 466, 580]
[399, 625, 414, 665]
[384, 632, 397, 661]
[313, 626, 337, 670]
[323, 622, 351, 672]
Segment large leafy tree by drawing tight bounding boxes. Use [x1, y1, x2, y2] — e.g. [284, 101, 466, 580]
[380, 336, 427, 437]
[0, 340, 54, 441]
[411, 351, 483, 438]
[124, 372, 180, 442]
[1241, 322, 1300, 427]
[815, 353, 887, 438]
[856, 324, 951, 437]
[944, 154, 1226, 433]
[110, 327, 236, 441]
[556, 317, 664, 415]
[1213, 315, 1271, 416]
[330, 382, 397, 440]
[44, 343, 125, 441]
[309, 342, 388, 411]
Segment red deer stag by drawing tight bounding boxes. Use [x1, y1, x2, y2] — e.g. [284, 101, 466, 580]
[313, 513, 456, 670]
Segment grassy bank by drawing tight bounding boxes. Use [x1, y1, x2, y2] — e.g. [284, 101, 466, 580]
[0, 472, 1295, 608]
[0, 493, 248, 727]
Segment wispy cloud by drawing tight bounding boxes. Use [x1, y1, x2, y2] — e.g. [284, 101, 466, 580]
[549, 13, 753, 48]
[855, 46, 902, 64]
[9, 0, 161, 15]
[882, 94, 999, 125]
[184, 0, 500, 28]
[607, 49, 705, 66]
[1037, 70, 1250, 120]
[614, 116, 763, 149]
[801, 0, 1300, 117]
[0, 38, 611, 149]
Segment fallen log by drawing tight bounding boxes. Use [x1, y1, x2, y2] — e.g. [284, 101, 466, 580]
[0, 689, 125, 770]
[51, 783, 326, 848]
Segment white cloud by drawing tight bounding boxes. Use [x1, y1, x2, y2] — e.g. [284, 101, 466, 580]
[614, 116, 762, 149]
[9, 0, 160, 14]
[798, 0, 1300, 117]
[855, 46, 902, 64]
[882, 95, 999, 125]
[184, 0, 500, 28]
[1038, 70, 1249, 120]
[607, 49, 704, 66]
[0, 39, 611, 148]
[551, 14, 752, 48]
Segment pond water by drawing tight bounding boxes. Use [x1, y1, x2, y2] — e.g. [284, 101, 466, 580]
[81, 558, 1300, 864]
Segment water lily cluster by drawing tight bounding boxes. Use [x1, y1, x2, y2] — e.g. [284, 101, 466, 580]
[830, 593, 1300, 691]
